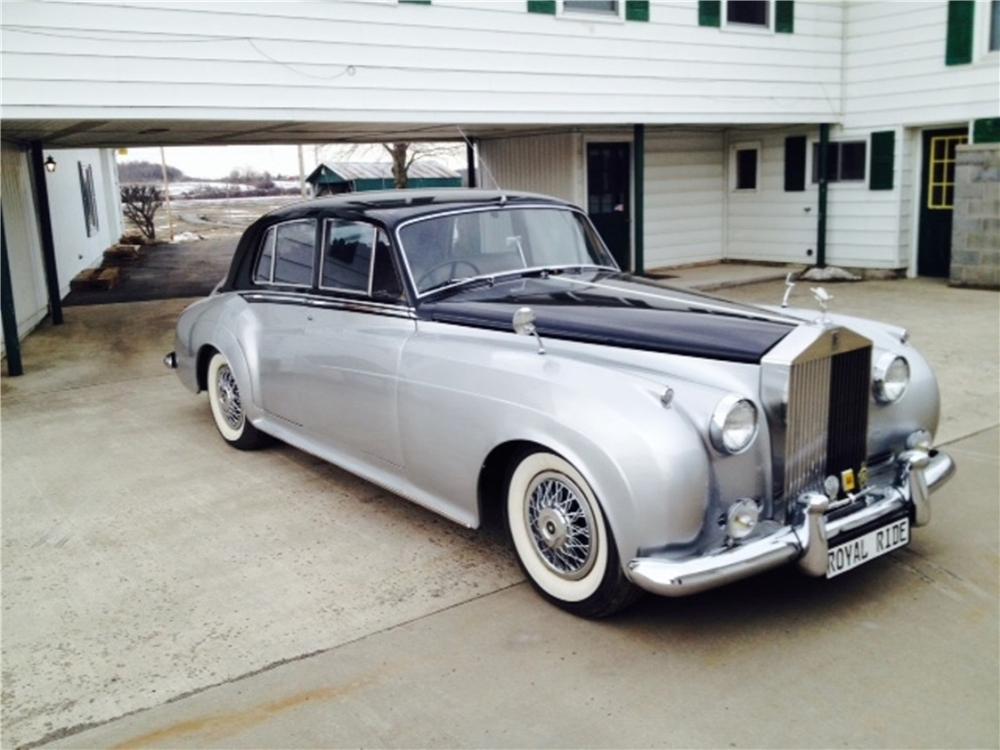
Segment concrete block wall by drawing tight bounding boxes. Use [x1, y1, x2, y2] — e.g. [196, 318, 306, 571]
[950, 144, 1000, 289]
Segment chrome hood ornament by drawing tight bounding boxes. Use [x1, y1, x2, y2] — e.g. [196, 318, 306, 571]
[810, 286, 833, 324]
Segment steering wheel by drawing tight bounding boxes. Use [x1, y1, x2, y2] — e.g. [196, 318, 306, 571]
[416, 259, 481, 291]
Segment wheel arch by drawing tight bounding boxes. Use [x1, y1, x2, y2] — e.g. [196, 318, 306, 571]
[195, 344, 219, 392]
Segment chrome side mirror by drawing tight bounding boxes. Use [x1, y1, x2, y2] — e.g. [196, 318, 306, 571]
[512, 306, 545, 355]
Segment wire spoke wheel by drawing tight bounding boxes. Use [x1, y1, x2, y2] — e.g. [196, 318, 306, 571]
[524, 471, 597, 580]
[215, 364, 244, 431]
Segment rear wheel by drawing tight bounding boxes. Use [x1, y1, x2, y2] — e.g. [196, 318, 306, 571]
[505, 450, 641, 617]
[206, 352, 269, 450]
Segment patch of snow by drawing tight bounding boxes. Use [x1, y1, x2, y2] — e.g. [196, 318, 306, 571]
[799, 266, 861, 282]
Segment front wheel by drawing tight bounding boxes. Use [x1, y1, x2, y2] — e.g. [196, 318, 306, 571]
[206, 352, 270, 450]
[505, 450, 641, 617]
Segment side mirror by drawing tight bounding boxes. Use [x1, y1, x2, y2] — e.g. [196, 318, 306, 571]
[512, 306, 545, 355]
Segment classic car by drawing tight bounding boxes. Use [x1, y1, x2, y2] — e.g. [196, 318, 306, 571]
[164, 189, 955, 617]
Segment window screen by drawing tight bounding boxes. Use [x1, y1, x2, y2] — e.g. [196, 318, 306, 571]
[273, 221, 315, 286]
[812, 141, 867, 183]
[322, 220, 375, 293]
[727, 0, 768, 26]
[564, 0, 619, 14]
[735, 148, 758, 190]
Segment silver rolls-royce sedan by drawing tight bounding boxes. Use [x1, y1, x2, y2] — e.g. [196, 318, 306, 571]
[165, 189, 955, 617]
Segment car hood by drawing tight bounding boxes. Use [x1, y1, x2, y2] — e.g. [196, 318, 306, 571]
[416, 271, 799, 363]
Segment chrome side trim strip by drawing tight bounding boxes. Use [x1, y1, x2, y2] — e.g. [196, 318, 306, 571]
[240, 291, 416, 319]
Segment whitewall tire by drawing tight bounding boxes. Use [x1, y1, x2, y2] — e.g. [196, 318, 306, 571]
[206, 352, 269, 450]
[505, 450, 640, 617]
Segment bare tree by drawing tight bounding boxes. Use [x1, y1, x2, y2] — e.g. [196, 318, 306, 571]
[121, 184, 163, 241]
[382, 143, 418, 189]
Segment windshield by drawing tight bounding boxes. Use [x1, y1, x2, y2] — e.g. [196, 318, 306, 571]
[397, 207, 616, 294]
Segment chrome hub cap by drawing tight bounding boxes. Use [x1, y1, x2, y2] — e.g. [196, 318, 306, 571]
[216, 365, 244, 430]
[524, 472, 596, 580]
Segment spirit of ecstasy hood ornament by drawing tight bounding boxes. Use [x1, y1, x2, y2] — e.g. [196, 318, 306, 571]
[811, 286, 833, 324]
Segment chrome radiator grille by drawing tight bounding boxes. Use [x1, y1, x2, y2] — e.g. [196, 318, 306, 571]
[761, 326, 873, 510]
[784, 356, 833, 499]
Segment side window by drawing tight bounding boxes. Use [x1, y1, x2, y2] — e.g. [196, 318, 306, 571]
[371, 230, 404, 301]
[322, 219, 375, 293]
[273, 221, 316, 286]
[254, 227, 276, 283]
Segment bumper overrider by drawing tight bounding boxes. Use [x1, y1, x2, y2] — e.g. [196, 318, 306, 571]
[627, 447, 956, 597]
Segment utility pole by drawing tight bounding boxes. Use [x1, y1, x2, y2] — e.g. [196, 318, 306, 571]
[298, 144, 307, 197]
[159, 146, 175, 241]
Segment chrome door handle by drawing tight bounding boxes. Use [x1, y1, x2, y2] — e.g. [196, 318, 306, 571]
[306, 314, 314, 322]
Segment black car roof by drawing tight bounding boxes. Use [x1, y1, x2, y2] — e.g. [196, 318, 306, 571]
[220, 189, 577, 294]
[261, 189, 575, 229]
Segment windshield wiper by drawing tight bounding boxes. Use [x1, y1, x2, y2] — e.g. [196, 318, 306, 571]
[421, 275, 496, 296]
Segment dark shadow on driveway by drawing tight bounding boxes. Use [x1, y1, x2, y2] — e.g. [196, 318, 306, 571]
[64, 236, 237, 306]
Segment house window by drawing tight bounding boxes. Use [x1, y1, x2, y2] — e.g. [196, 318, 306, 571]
[812, 141, 866, 183]
[321, 219, 375, 294]
[563, 0, 619, 15]
[733, 146, 759, 190]
[77, 162, 99, 237]
[727, 0, 768, 27]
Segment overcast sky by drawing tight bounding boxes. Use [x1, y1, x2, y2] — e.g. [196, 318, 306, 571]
[120, 143, 464, 180]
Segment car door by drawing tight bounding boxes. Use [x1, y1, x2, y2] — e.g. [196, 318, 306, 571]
[298, 220, 415, 467]
[249, 218, 317, 426]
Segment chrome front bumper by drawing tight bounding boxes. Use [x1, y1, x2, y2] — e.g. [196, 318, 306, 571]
[627, 448, 956, 597]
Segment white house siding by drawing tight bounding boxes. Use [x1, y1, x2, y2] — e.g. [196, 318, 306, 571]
[841, 1, 1000, 271]
[721, 126, 820, 265]
[45, 148, 123, 296]
[1, 0, 842, 126]
[843, 1, 999, 130]
[643, 129, 725, 268]
[0, 143, 121, 351]
[477, 133, 583, 205]
[1, 142, 49, 349]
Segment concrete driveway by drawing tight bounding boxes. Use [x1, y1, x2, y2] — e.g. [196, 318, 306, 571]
[1, 278, 997, 749]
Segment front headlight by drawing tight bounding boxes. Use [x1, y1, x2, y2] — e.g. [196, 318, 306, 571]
[873, 354, 910, 404]
[710, 395, 759, 454]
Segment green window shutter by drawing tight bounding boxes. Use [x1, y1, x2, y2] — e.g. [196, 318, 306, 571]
[775, 0, 794, 33]
[626, 0, 650, 22]
[784, 135, 807, 191]
[527, 0, 556, 14]
[946, 0, 974, 65]
[698, 0, 721, 27]
[869, 131, 895, 191]
[973, 117, 1000, 143]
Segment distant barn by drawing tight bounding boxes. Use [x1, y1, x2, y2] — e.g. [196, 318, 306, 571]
[306, 160, 462, 196]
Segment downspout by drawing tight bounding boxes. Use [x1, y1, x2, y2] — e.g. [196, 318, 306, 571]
[633, 124, 645, 275]
[29, 141, 63, 325]
[816, 123, 830, 269]
[1, 208, 25, 376]
[466, 139, 477, 188]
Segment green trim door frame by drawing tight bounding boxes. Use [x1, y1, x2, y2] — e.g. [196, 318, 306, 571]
[917, 126, 969, 277]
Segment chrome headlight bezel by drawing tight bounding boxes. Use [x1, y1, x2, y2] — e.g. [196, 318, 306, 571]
[709, 395, 759, 455]
[873, 353, 910, 404]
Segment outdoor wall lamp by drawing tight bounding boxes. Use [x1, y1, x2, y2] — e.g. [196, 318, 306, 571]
[44, 155, 57, 173]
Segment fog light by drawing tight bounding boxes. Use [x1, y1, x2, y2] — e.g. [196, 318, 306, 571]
[726, 498, 760, 540]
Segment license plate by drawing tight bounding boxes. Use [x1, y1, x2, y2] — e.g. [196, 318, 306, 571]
[826, 518, 910, 579]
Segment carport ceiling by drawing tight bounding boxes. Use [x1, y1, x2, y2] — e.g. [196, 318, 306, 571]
[0, 119, 614, 148]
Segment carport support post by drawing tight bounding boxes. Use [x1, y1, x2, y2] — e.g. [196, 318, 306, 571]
[816, 123, 830, 269]
[29, 141, 63, 325]
[1, 209, 25, 376]
[633, 124, 645, 275]
[466, 139, 477, 188]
